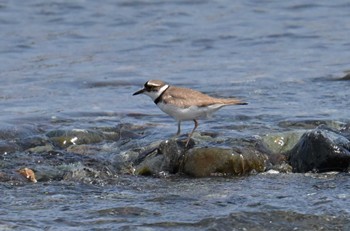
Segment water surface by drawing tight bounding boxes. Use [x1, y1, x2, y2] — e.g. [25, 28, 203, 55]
[1, 0, 350, 230]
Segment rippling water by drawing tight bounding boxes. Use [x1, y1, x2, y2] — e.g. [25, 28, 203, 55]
[1, 174, 350, 230]
[1, 0, 350, 230]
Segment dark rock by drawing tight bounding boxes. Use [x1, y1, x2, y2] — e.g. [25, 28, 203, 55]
[0, 172, 13, 182]
[135, 139, 185, 176]
[287, 128, 350, 172]
[17, 135, 50, 151]
[337, 72, 350, 81]
[158, 139, 186, 174]
[0, 140, 19, 154]
[62, 164, 105, 184]
[339, 123, 350, 140]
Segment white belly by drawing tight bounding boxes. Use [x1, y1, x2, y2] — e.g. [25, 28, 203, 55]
[157, 102, 225, 121]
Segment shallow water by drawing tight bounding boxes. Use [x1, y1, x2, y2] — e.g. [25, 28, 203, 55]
[1, 173, 350, 230]
[1, 0, 350, 230]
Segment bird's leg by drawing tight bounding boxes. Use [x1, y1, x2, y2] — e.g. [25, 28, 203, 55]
[172, 121, 181, 139]
[176, 121, 181, 136]
[185, 119, 198, 147]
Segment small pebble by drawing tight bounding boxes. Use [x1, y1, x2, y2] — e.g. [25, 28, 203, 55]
[18, 168, 37, 183]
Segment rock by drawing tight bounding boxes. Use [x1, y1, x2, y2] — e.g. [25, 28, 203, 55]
[183, 147, 267, 177]
[33, 166, 65, 182]
[46, 129, 104, 149]
[278, 120, 346, 130]
[134, 139, 267, 177]
[0, 124, 39, 140]
[17, 135, 50, 151]
[287, 128, 350, 172]
[62, 164, 104, 184]
[0, 172, 12, 182]
[158, 139, 185, 174]
[337, 71, 350, 81]
[27, 144, 54, 153]
[17, 167, 37, 183]
[67, 144, 101, 155]
[261, 131, 305, 154]
[0, 140, 19, 154]
[134, 139, 185, 176]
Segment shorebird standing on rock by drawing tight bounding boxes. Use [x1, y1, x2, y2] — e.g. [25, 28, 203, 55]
[133, 80, 247, 147]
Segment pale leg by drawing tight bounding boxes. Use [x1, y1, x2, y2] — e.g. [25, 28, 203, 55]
[185, 119, 198, 147]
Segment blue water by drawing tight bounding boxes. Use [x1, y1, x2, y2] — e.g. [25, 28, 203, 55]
[1, 0, 350, 230]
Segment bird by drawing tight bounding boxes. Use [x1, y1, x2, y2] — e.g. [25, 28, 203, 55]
[133, 80, 247, 147]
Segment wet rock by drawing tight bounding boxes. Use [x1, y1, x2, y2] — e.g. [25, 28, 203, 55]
[33, 165, 65, 182]
[339, 124, 350, 140]
[113, 123, 145, 140]
[17, 167, 37, 183]
[98, 124, 143, 141]
[287, 128, 350, 172]
[278, 120, 346, 130]
[62, 165, 100, 183]
[0, 140, 19, 154]
[135, 139, 185, 176]
[261, 131, 305, 154]
[46, 129, 104, 148]
[183, 147, 267, 177]
[46, 125, 143, 150]
[158, 139, 186, 174]
[27, 144, 54, 153]
[337, 71, 350, 80]
[0, 123, 39, 140]
[60, 162, 116, 185]
[17, 135, 50, 151]
[0, 172, 13, 182]
[67, 144, 102, 155]
[134, 139, 268, 177]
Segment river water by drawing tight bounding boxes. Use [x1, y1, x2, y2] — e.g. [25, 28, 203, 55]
[1, 0, 350, 230]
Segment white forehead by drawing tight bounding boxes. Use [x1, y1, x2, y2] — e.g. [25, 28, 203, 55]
[146, 80, 165, 87]
[144, 84, 169, 100]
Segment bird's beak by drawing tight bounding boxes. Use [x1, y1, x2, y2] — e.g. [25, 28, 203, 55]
[133, 88, 145, 96]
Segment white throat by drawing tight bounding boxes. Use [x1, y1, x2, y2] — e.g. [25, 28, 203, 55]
[144, 84, 169, 101]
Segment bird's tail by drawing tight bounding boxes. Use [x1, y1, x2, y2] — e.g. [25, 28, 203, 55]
[220, 98, 248, 105]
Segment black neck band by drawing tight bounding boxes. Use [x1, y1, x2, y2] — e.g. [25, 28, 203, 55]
[154, 85, 169, 104]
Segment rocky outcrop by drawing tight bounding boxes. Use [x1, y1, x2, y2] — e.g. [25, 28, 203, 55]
[287, 128, 350, 172]
[134, 138, 268, 177]
[2, 121, 350, 184]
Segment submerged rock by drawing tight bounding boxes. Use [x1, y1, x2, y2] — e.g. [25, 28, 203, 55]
[278, 120, 346, 130]
[287, 128, 350, 172]
[46, 129, 105, 149]
[27, 144, 54, 153]
[0, 140, 19, 154]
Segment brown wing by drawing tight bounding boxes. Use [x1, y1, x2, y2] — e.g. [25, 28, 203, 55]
[162, 86, 246, 108]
